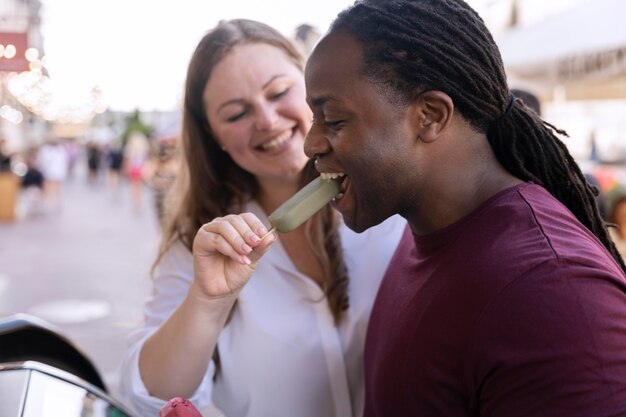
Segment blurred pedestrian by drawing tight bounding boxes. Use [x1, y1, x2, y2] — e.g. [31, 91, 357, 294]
[37, 137, 69, 213]
[18, 146, 45, 218]
[510, 88, 541, 115]
[106, 141, 124, 199]
[293, 23, 320, 56]
[63, 140, 80, 180]
[86, 141, 102, 184]
[303, 0, 626, 415]
[143, 138, 179, 228]
[124, 131, 149, 213]
[117, 18, 405, 417]
[0, 138, 13, 172]
[584, 172, 608, 219]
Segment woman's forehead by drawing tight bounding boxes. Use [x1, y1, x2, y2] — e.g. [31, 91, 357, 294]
[212, 43, 300, 83]
[203, 43, 302, 111]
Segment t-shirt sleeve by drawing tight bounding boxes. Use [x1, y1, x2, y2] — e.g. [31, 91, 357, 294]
[469, 258, 626, 417]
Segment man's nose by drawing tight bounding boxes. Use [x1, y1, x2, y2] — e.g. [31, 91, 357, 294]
[304, 124, 327, 158]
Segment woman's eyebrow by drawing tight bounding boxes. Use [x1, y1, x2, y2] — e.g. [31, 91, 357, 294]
[217, 74, 291, 113]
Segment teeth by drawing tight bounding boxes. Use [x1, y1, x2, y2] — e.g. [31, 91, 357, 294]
[262, 131, 292, 150]
[320, 172, 345, 181]
[332, 192, 344, 201]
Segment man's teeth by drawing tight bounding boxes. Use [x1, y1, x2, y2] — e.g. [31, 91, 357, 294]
[262, 131, 292, 150]
[320, 172, 345, 181]
[320, 172, 346, 201]
[332, 192, 344, 202]
[321, 173, 346, 201]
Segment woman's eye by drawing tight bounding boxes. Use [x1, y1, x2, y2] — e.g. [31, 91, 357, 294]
[227, 111, 247, 122]
[270, 88, 289, 100]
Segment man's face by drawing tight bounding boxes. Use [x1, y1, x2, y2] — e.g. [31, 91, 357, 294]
[304, 31, 418, 232]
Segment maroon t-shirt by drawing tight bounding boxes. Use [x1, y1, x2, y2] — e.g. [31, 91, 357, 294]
[364, 183, 626, 417]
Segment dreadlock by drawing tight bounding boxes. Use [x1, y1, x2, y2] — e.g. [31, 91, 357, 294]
[330, 0, 626, 273]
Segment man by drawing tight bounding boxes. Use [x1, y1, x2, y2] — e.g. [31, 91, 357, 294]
[303, 0, 626, 415]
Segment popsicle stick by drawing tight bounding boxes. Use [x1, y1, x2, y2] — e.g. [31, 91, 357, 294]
[259, 227, 276, 242]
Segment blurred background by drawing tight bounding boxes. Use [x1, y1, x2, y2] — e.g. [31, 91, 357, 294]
[0, 0, 625, 405]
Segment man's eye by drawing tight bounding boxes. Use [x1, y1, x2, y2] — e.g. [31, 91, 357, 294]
[324, 120, 344, 131]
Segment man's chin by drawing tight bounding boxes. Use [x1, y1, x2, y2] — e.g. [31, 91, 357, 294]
[342, 214, 371, 234]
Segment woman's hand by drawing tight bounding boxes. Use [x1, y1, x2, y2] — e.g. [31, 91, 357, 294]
[140, 213, 275, 399]
[192, 213, 276, 298]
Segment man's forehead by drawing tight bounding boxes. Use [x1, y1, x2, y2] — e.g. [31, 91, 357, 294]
[308, 31, 362, 71]
[305, 31, 364, 98]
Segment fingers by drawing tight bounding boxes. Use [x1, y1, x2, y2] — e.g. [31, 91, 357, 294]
[196, 213, 276, 264]
[248, 228, 277, 264]
[195, 225, 251, 265]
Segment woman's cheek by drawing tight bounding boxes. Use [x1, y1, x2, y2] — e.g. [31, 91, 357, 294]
[219, 125, 251, 149]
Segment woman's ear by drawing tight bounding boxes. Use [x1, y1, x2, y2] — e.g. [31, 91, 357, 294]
[410, 90, 454, 143]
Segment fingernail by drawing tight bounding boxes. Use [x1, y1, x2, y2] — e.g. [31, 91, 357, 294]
[241, 243, 252, 253]
[258, 226, 268, 235]
[242, 256, 251, 265]
[249, 234, 260, 243]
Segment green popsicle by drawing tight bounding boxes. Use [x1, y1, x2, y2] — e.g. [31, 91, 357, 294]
[268, 176, 340, 233]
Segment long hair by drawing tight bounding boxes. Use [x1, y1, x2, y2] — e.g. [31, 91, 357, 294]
[157, 19, 350, 376]
[163, 19, 306, 250]
[329, 0, 626, 272]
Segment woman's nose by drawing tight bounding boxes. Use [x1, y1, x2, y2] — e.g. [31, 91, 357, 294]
[254, 104, 278, 131]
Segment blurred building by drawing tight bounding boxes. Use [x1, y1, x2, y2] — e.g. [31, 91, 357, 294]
[0, 0, 45, 153]
[487, 0, 626, 167]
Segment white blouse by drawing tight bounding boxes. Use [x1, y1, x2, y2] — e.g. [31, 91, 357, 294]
[117, 201, 406, 417]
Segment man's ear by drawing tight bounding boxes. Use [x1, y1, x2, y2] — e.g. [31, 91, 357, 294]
[409, 91, 454, 143]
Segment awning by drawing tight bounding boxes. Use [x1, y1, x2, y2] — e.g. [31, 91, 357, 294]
[496, 0, 626, 100]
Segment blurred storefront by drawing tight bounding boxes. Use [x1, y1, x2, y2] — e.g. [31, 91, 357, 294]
[496, 0, 626, 171]
[0, 0, 45, 221]
[0, 0, 46, 151]
[497, 0, 626, 101]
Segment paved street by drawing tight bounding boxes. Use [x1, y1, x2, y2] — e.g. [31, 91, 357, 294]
[0, 166, 161, 401]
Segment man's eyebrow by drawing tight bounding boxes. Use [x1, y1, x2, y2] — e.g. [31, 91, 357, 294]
[308, 95, 338, 108]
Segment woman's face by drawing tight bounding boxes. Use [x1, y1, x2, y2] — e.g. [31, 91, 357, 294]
[203, 43, 311, 184]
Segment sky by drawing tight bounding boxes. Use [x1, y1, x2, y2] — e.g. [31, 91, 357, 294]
[37, 0, 585, 113]
[39, 0, 356, 112]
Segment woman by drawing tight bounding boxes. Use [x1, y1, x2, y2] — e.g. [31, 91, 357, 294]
[117, 19, 405, 417]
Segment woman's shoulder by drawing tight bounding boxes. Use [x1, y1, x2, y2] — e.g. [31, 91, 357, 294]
[154, 239, 194, 278]
[339, 215, 407, 266]
[339, 214, 407, 244]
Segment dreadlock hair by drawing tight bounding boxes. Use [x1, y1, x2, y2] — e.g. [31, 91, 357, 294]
[329, 0, 626, 273]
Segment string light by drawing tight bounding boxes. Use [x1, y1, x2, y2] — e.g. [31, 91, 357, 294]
[4, 47, 108, 126]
